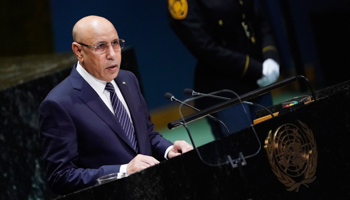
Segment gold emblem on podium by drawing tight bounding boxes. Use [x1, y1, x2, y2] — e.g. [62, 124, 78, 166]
[264, 120, 317, 192]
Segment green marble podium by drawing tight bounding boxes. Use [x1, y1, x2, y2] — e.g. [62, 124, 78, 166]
[0, 53, 76, 200]
[55, 80, 350, 200]
[1, 52, 350, 199]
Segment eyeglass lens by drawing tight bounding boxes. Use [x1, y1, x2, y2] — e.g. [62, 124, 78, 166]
[95, 39, 124, 54]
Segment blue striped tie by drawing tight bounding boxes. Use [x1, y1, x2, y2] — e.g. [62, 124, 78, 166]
[105, 82, 138, 152]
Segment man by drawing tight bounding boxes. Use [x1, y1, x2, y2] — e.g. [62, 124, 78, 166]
[39, 15, 192, 195]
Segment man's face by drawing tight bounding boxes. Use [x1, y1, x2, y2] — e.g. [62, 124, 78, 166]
[79, 21, 122, 82]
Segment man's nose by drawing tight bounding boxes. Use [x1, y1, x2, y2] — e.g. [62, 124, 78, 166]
[106, 44, 117, 58]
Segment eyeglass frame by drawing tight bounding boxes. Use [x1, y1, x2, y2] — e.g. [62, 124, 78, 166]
[77, 39, 125, 54]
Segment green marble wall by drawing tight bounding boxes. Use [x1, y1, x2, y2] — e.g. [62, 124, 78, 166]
[0, 53, 76, 200]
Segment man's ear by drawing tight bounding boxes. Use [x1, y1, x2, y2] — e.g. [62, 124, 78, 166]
[72, 42, 84, 62]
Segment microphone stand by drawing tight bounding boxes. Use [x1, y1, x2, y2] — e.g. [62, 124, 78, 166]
[168, 75, 315, 129]
[185, 88, 277, 121]
[165, 92, 231, 135]
[178, 93, 261, 165]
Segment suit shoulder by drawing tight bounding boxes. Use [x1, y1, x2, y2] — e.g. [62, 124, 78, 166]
[119, 69, 136, 77]
[118, 69, 138, 82]
[43, 77, 74, 101]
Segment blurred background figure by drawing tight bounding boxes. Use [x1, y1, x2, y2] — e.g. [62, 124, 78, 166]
[167, 0, 280, 138]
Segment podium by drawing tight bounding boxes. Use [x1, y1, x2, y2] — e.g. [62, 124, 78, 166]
[56, 80, 350, 200]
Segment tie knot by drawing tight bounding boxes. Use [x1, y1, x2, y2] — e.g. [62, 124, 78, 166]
[105, 82, 115, 93]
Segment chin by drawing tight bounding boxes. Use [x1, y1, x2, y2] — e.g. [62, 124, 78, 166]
[108, 74, 119, 82]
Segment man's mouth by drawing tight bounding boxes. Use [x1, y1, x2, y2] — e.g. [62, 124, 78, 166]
[107, 65, 118, 70]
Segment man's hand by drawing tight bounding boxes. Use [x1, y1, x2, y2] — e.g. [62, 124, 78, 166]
[126, 154, 160, 175]
[168, 140, 193, 159]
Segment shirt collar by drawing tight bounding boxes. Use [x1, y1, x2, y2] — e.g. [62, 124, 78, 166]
[76, 62, 115, 95]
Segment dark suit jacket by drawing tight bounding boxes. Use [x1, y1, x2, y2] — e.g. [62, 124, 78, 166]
[39, 65, 173, 195]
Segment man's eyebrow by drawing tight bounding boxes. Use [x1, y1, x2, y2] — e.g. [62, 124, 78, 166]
[95, 40, 107, 44]
[95, 38, 119, 43]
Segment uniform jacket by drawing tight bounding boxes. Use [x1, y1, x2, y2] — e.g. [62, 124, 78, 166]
[167, 0, 279, 96]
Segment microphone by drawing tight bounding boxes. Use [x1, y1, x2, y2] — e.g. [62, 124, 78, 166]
[164, 92, 204, 113]
[164, 92, 230, 133]
[183, 88, 275, 119]
[164, 92, 179, 102]
[184, 88, 231, 100]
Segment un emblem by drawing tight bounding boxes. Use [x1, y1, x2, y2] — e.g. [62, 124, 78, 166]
[264, 120, 317, 192]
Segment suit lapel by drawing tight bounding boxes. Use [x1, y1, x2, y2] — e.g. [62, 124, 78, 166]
[69, 66, 135, 152]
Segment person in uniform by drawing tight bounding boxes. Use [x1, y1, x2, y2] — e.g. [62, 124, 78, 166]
[167, 0, 280, 137]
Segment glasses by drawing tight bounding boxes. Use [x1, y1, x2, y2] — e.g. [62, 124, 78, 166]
[77, 39, 125, 54]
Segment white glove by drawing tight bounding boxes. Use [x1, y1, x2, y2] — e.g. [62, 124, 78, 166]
[257, 58, 280, 87]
